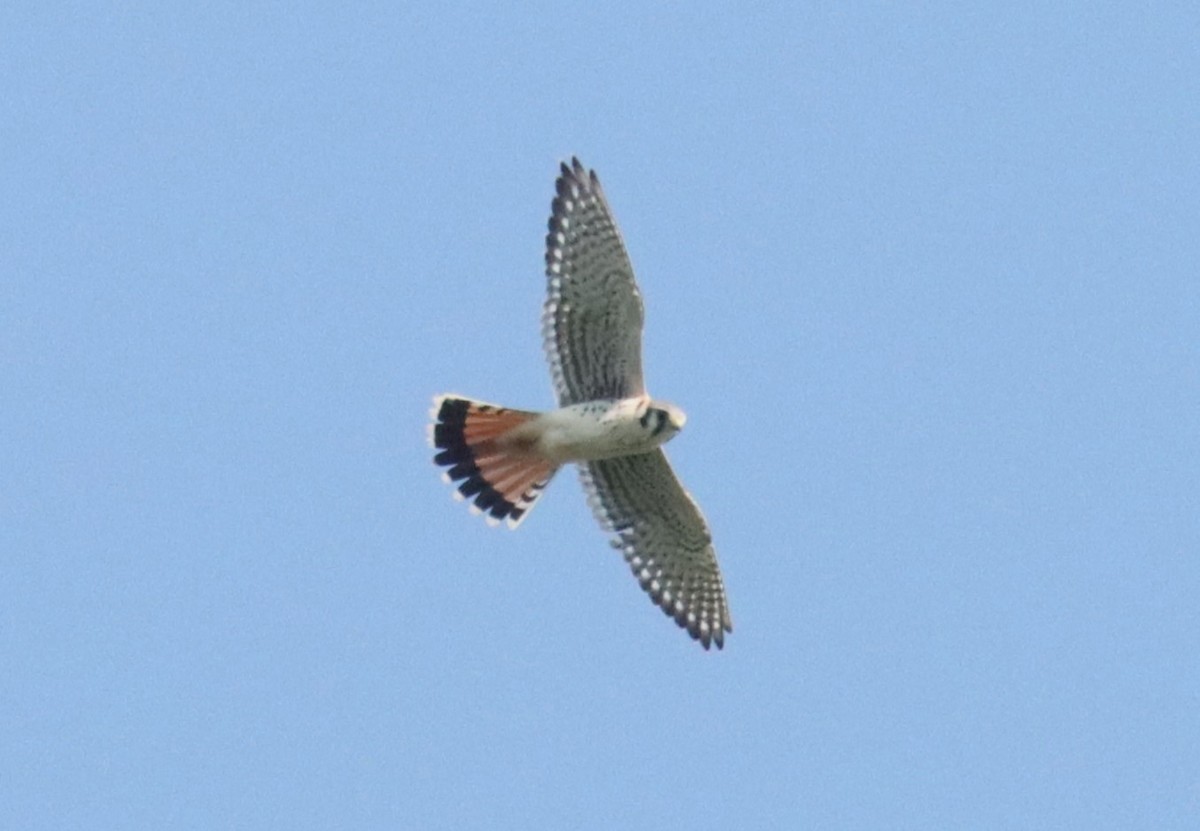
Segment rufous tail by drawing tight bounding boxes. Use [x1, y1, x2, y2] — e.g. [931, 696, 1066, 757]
[428, 395, 558, 528]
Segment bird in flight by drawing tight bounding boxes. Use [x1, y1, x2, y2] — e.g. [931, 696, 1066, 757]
[429, 158, 732, 649]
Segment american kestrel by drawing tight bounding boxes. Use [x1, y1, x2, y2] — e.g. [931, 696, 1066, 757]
[429, 158, 732, 649]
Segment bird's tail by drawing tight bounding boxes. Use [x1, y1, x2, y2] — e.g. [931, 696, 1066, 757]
[428, 395, 558, 528]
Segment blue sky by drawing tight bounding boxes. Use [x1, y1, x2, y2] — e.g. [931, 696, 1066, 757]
[3, 3, 1198, 828]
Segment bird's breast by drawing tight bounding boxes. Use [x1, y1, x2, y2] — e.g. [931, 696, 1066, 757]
[532, 400, 666, 463]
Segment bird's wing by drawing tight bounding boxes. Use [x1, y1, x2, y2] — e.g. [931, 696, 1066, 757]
[542, 158, 646, 406]
[579, 450, 732, 649]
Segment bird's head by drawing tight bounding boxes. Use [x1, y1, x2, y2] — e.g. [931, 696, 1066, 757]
[640, 399, 687, 442]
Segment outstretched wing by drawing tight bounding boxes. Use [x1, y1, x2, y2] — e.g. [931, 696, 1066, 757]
[543, 158, 646, 406]
[579, 450, 732, 649]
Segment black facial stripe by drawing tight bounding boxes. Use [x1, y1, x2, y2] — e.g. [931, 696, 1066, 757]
[650, 409, 668, 437]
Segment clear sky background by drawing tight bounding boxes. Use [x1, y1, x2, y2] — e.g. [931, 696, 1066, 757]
[3, 3, 1198, 829]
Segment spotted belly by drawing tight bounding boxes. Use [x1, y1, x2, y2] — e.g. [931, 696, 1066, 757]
[529, 398, 664, 463]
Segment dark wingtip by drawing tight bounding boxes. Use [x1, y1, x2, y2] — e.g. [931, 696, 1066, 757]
[557, 156, 594, 190]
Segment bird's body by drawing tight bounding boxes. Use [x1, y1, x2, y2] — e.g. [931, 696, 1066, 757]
[429, 158, 732, 649]
[502, 397, 685, 464]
